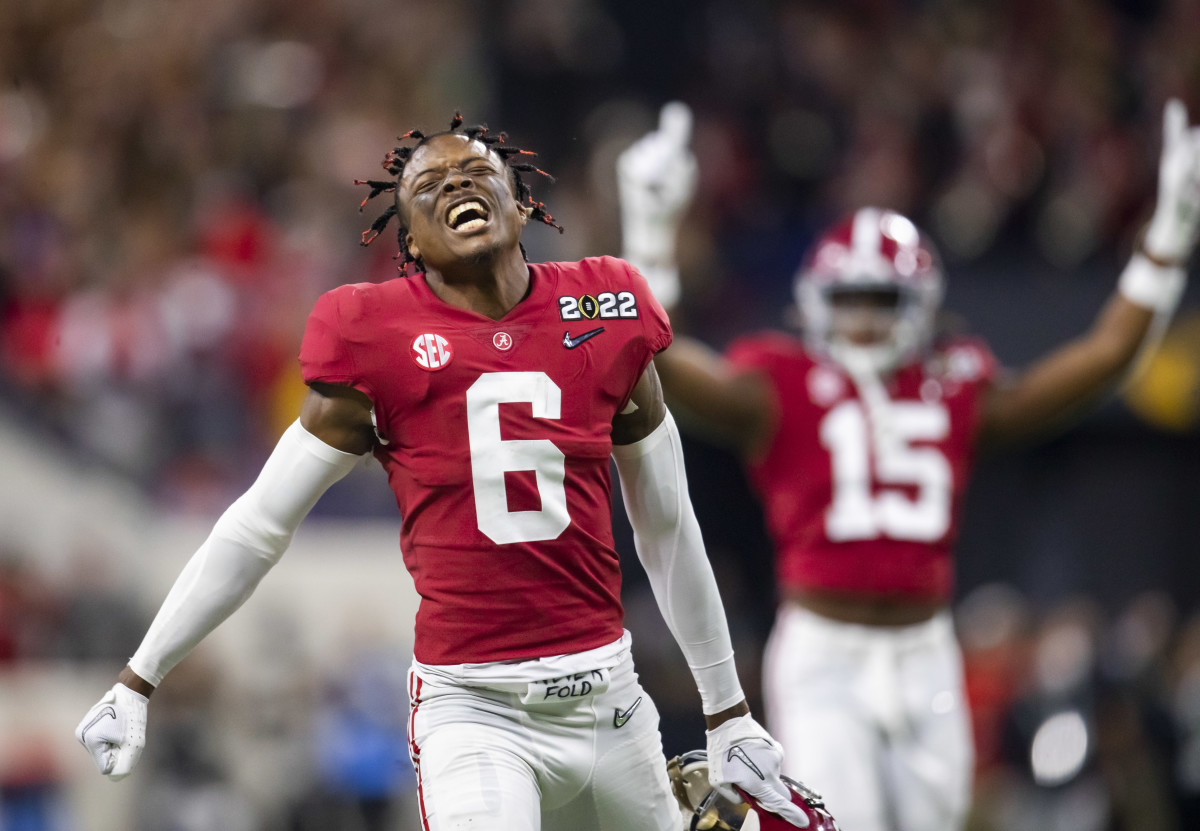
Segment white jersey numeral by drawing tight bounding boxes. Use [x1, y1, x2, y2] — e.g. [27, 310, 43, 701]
[819, 400, 952, 542]
[466, 372, 570, 544]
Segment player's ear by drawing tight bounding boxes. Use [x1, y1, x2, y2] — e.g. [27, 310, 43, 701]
[405, 233, 420, 262]
[518, 203, 532, 225]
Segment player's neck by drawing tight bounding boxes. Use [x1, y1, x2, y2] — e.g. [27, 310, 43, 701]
[424, 253, 531, 321]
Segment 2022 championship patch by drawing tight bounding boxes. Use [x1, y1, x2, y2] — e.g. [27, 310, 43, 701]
[558, 291, 640, 321]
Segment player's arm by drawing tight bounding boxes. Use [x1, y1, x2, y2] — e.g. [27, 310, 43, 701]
[611, 364, 809, 826]
[300, 381, 378, 454]
[979, 293, 1159, 446]
[980, 100, 1200, 447]
[653, 339, 777, 457]
[613, 364, 744, 725]
[616, 102, 779, 457]
[75, 383, 372, 781]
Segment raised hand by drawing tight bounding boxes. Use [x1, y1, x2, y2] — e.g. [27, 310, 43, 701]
[1144, 98, 1200, 264]
[617, 101, 698, 305]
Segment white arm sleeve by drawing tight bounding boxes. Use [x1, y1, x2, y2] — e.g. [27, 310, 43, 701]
[611, 411, 744, 715]
[128, 420, 362, 685]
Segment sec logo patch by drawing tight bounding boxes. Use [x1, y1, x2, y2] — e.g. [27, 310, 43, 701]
[412, 333, 453, 370]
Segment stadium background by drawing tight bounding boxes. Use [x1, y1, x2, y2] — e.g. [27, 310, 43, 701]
[1, 0, 1199, 829]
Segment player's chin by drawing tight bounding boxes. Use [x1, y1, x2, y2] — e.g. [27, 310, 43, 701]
[454, 228, 514, 263]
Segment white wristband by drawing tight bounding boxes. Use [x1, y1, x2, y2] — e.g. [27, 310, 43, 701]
[1118, 253, 1186, 314]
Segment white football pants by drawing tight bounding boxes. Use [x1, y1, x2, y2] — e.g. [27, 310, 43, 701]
[763, 604, 973, 831]
[407, 651, 682, 831]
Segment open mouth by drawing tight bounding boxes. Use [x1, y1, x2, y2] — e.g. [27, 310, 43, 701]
[446, 200, 490, 233]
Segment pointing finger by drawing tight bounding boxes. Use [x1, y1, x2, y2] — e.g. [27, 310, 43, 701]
[1164, 98, 1188, 155]
[658, 101, 693, 149]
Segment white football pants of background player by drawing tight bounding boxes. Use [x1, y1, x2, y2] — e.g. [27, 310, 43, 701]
[764, 604, 973, 831]
[407, 631, 683, 831]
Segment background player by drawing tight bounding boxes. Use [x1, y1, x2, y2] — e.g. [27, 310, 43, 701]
[617, 101, 1200, 831]
[74, 117, 813, 830]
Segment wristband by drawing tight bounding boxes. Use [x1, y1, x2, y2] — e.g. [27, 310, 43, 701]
[1118, 253, 1186, 314]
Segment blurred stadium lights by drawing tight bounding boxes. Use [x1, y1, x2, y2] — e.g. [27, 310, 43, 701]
[1030, 710, 1091, 788]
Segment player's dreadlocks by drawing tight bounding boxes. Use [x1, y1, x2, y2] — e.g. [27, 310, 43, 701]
[355, 113, 563, 274]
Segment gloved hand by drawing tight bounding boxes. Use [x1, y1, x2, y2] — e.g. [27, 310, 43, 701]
[1144, 98, 1200, 263]
[617, 101, 698, 306]
[706, 713, 810, 828]
[75, 683, 148, 781]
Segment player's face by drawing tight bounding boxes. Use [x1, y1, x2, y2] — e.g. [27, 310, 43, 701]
[827, 287, 902, 346]
[398, 134, 529, 273]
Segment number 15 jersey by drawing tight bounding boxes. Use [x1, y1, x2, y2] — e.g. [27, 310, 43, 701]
[299, 257, 671, 665]
[726, 332, 997, 603]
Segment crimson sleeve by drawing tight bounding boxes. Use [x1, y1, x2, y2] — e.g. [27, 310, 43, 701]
[941, 335, 1000, 386]
[625, 261, 673, 355]
[299, 288, 361, 387]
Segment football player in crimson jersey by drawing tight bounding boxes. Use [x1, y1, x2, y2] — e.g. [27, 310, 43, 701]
[618, 101, 1200, 831]
[74, 116, 818, 831]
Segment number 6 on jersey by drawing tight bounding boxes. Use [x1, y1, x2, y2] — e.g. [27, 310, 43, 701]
[466, 372, 571, 544]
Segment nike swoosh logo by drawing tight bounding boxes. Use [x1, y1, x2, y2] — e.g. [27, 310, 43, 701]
[727, 744, 766, 780]
[613, 696, 643, 728]
[563, 327, 605, 349]
[80, 706, 117, 743]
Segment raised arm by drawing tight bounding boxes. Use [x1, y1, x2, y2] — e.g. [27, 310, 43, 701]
[980, 100, 1200, 447]
[617, 103, 779, 457]
[979, 294, 1158, 446]
[652, 339, 777, 457]
[75, 383, 372, 780]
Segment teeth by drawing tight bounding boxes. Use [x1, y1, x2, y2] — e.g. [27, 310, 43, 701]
[448, 201, 487, 226]
[456, 217, 486, 232]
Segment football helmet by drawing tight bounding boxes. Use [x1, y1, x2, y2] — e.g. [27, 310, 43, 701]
[794, 207, 944, 375]
[667, 750, 840, 831]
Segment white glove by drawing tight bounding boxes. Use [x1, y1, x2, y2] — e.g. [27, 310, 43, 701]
[706, 714, 810, 828]
[1144, 98, 1200, 263]
[617, 101, 698, 306]
[75, 683, 148, 781]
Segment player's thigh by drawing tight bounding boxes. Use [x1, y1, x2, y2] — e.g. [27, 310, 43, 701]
[545, 661, 679, 831]
[769, 691, 890, 831]
[762, 605, 869, 761]
[410, 684, 542, 831]
[884, 734, 972, 831]
[763, 611, 890, 830]
[886, 635, 974, 831]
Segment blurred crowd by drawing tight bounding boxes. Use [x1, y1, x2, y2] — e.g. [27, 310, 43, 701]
[2, 0, 1199, 504]
[2, 1, 1200, 829]
[957, 583, 1200, 831]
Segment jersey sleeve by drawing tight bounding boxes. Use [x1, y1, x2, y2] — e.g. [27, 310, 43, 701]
[621, 261, 673, 354]
[939, 335, 1000, 387]
[298, 288, 369, 394]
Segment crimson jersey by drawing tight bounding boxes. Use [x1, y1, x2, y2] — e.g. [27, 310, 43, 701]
[299, 257, 671, 665]
[726, 333, 997, 602]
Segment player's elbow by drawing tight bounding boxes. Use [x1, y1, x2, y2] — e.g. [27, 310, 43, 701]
[212, 498, 294, 562]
